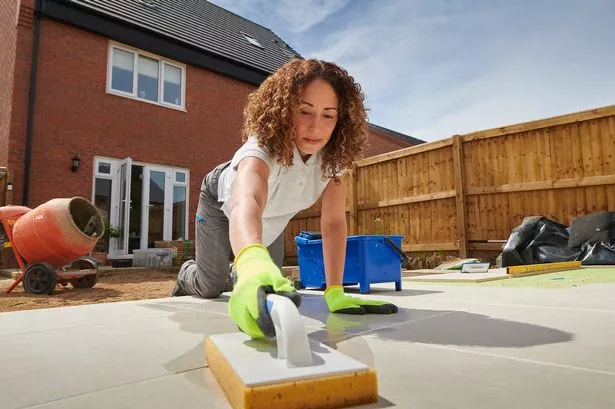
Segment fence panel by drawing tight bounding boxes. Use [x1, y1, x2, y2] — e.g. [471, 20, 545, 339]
[286, 105, 615, 261]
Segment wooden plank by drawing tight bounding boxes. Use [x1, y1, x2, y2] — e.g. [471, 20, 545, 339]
[606, 118, 615, 210]
[494, 135, 509, 234]
[398, 156, 408, 237]
[590, 119, 605, 175]
[527, 131, 539, 182]
[402, 242, 459, 252]
[550, 125, 564, 179]
[461, 104, 615, 142]
[542, 128, 554, 180]
[348, 163, 358, 235]
[452, 135, 468, 258]
[580, 121, 594, 176]
[466, 195, 477, 241]
[532, 130, 543, 181]
[572, 123, 584, 178]
[355, 138, 453, 167]
[358, 190, 456, 211]
[604, 117, 615, 174]
[466, 174, 615, 195]
[488, 136, 498, 187]
[507, 261, 582, 277]
[358, 165, 366, 209]
[405, 271, 510, 283]
[418, 150, 429, 196]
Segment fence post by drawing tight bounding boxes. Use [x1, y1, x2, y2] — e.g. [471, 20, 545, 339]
[452, 135, 468, 258]
[348, 163, 358, 235]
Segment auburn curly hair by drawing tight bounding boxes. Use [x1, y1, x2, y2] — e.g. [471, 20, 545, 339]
[241, 58, 368, 178]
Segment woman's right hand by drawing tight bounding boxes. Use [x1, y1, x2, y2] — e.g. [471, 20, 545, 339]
[228, 244, 301, 339]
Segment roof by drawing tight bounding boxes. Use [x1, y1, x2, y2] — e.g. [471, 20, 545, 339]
[368, 123, 426, 146]
[54, 0, 302, 75]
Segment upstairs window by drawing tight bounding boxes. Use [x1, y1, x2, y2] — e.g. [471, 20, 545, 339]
[107, 43, 186, 110]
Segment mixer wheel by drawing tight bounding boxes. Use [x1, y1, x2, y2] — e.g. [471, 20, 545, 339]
[23, 263, 57, 295]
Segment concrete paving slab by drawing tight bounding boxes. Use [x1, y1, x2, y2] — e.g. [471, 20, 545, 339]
[361, 335, 615, 409]
[15, 368, 231, 409]
[370, 302, 615, 372]
[488, 284, 615, 312]
[1, 282, 614, 408]
[405, 269, 509, 283]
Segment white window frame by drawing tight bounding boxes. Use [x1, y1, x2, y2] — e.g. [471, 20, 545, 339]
[172, 170, 189, 241]
[92, 157, 115, 221]
[106, 41, 187, 111]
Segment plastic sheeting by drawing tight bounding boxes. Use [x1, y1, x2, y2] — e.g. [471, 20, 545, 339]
[579, 241, 615, 265]
[500, 216, 615, 267]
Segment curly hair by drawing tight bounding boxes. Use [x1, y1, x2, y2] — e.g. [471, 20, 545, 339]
[241, 58, 368, 178]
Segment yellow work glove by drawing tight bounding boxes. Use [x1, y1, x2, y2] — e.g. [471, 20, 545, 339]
[228, 244, 301, 339]
[324, 285, 398, 314]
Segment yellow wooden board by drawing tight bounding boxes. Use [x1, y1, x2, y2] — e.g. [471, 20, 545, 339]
[507, 261, 582, 277]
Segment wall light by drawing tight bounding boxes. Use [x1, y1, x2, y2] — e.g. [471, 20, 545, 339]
[71, 154, 81, 172]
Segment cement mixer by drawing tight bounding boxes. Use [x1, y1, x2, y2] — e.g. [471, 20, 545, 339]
[1, 197, 105, 295]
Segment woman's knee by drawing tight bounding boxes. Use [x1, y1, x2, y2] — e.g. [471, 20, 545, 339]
[199, 280, 230, 298]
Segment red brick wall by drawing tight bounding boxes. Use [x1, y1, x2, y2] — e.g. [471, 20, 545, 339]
[9, 17, 257, 239]
[364, 126, 414, 157]
[7, 0, 36, 201]
[0, 0, 21, 167]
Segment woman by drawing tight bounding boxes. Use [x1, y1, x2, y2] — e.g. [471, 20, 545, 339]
[173, 58, 398, 339]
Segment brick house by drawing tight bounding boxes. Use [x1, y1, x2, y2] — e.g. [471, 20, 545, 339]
[1, 0, 422, 263]
[366, 123, 424, 157]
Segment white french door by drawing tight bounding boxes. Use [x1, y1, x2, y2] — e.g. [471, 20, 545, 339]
[97, 157, 189, 257]
[141, 166, 172, 249]
[113, 157, 132, 256]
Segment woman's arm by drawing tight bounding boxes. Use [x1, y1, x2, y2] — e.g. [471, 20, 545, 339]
[320, 176, 348, 287]
[226, 157, 270, 255]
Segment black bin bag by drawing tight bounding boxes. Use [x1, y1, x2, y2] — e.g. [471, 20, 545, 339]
[579, 241, 615, 265]
[568, 211, 615, 249]
[501, 216, 580, 267]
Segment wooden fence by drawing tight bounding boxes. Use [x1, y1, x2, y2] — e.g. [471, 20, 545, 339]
[284, 104, 615, 262]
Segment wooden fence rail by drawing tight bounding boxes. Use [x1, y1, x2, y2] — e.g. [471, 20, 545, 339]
[285, 104, 615, 261]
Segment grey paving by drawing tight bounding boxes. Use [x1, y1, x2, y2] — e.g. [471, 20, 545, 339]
[1, 280, 614, 408]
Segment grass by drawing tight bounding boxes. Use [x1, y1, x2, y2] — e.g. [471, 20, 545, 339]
[407, 266, 615, 289]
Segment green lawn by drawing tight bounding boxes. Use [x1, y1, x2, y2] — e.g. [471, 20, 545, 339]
[482, 266, 615, 289]
[407, 266, 615, 289]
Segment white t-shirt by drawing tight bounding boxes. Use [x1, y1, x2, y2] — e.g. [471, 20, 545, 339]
[217, 136, 335, 247]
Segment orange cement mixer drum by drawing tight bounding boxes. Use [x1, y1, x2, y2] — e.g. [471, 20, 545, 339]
[12, 197, 104, 267]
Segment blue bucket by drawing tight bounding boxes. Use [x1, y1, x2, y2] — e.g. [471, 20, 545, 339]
[294, 232, 407, 293]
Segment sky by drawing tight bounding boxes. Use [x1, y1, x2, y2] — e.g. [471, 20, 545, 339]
[210, 0, 615, 143]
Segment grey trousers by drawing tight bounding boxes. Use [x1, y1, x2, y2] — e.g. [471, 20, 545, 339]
[175, 161, 285, 298]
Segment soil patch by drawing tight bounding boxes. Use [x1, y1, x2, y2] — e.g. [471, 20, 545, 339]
[0, 268, 178, 313]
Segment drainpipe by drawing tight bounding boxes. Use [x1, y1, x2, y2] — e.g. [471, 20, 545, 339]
[23, 0, 43, 206]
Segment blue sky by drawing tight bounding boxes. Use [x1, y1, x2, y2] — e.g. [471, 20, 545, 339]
[211, 0, 615, 142]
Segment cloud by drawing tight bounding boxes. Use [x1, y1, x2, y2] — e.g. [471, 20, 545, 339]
[210, 0, 615, 142]
[305, 0, 615, 141]
[272, 0, 350, 32]
[210, 0, 350, 33]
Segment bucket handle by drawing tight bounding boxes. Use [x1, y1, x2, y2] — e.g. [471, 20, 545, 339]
[384, 236, 410, 268]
